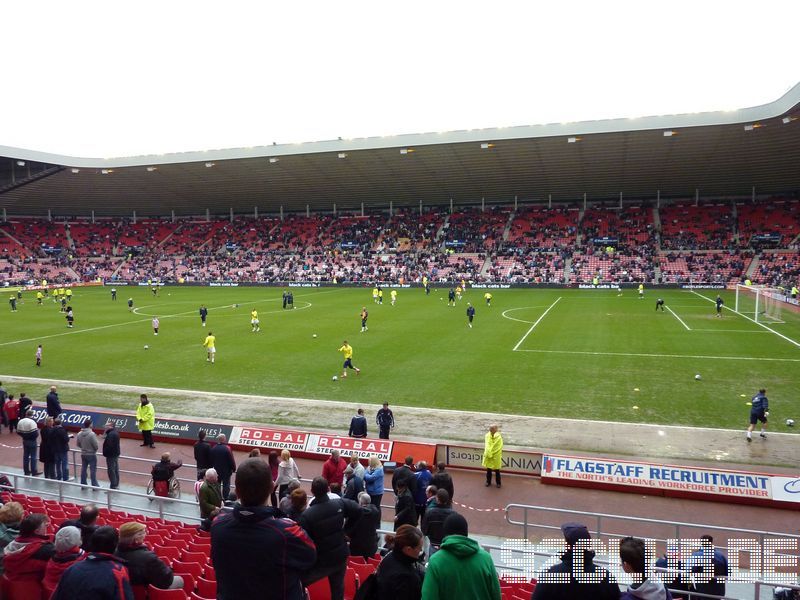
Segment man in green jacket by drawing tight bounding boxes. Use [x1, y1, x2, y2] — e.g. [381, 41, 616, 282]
[421, 513, 501, 600]
[199, 468, 223, 526]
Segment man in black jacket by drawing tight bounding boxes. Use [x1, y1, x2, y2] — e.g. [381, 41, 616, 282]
[116, 521, 184, 590]
[60, 504, 100, 551]
[430, 462, 455, 501]
[346, 492, 380, 559]
[210, 433, 236, 499]
[531, 522, 621, 600]
[300, 476, 362, 600]
[421, 489, 454, 555]
[46, 385, 62, 418]
[102, 421, 121, 489]
[194, 429, 213, 481]
[394, 481, 417, 530]
[39, 417, 57, 479]
[391, 456, 417, 496]
[211, 458, 316, 600]
[51, 418, 71, 481]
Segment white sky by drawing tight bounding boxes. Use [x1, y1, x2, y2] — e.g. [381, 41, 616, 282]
[2, 0, 798, 159]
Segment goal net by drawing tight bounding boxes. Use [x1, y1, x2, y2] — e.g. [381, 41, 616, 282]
[734, 284, 785, 324]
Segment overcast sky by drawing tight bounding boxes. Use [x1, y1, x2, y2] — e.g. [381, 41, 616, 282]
[2, 0, 798, 159]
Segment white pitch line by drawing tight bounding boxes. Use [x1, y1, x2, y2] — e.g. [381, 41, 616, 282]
[512, 297, 561, 352]
[500, 306, 552, 325]
[665, 306, 691, 331]
[690, 290, 800, 349]
[515, 348, 800, 362]
[691, 329, 768, 333]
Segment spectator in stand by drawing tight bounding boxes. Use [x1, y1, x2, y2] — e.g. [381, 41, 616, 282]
[193, 429, 213, 480]
[392, 456, 417, 496]
[267, 451, 280, 507]
[421, 489, 455, 558]
[413, 462, 432, 520]
[211, 458, 317, 600]
[322, 449, 348, 487]
[348, 454, 365, 479]
[3, 394, 19, 433]
[47, 385, 62, 418]
[276, 449, 301, 499]
[421, 513, 501, 600]
[394, 481, 417, 530]
[52, 526, 133, 600]
[285, 488, 309, 522]
[619, 536, 670, 600]
[347, 492, 381, 559]
[52, 418, 71, 481]
[40, 416, 57, 479]
[364, 456, 385, 512]
[76, 418, 99, 488]
[376, 402, 395, 439]
[151, 452, 182, 497]
[349, 408, 368, 438]
[278, 479, 302, 515]
[199, 468, 224, 530]
[0, 502, 24, 570]
[43, 526, 86, 596]
[102, 420, 121, 490]
[2, 513, 55, 582]
[116, 522, 184, 590]
[60, 504, 100, 551]
[17, 409, 41, 476]
[0, 381, 7, 431]
[299, 477, 362, 600]
[430, 462, 455, 501]
[687, 535, 728, 598]
[343, 464, 365, 501]
[210, 433, 237, 499]
[18, 393, 32, 421]
[375, 524, 425, 600]
[531, 522, 621, 600]
[136, 394, 155, 448]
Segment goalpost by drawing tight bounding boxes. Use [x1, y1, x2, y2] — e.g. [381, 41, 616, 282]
[734, 284, 786, 324]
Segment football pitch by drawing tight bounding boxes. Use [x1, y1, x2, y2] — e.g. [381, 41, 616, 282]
[1, 285, 799, 431]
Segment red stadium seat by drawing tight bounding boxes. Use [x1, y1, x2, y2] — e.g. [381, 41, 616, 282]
[147, 585, 188, 599]
[306, 578, 331, 600]
[132, 585, 148, 600]
[348, 562, 375, 585]
[154, 544, 182, 564]
[173, 560, 205, 579]
[196, 577, 217, 599]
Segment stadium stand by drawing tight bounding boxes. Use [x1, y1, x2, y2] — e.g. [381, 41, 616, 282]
[659, 203, 736, 250]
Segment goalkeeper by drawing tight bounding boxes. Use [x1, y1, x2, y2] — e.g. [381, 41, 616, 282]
[746, 388, 769, 442]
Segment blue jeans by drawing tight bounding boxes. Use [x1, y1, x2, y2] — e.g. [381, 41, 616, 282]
[23, 441, 38, 475]
[106, 456, 120, 489]
[55, 451, 70, 481]
[81, 454, 99, 486]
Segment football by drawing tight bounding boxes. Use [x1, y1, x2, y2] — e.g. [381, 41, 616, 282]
[332, 375, 338, 381]
[144, 345, 149, 350]
[312, 334, 317, 338]
[786, 419, 795, 427]
[694, 374, 701, 380]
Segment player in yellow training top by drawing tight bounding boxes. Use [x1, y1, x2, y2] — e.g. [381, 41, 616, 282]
[455, 286, 463, 301]
[390, 289, 398, 306]
[250, 309, 260, 333]
[484, 292, 492, 306]
[203, 332, 217, 363]
[638, 283, 644, 299]
[372, 287, 379, 304]
[338, 340, 361, 378]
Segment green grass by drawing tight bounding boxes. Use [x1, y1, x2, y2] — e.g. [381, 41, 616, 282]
[2, 285, 799, 430]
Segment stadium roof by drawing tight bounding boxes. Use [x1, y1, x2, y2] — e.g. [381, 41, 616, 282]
[2, 82, 799, 217]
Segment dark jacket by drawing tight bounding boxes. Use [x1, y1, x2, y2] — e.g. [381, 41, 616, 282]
[47, 391, 62, 417]
[430, 471, 454, 501]
[348, 414, 368, 437]
[210, 442, 236, 478]
[376, 549, 424, 600]
[299, 495, 361, 568]
[115, 542, 176, 589]
[51, 425, 71, 454]
[2, 534, 56, 580]
[102, 428, 121, 458]
[421, 504, 454, 546]
[51, 552, 134, 600]
[194, 440, 213, 471]
[19, 396, 32, 419]
[688, 547, 728, 598]
[394, 489, 417, 530]
[346, 503, 380, 558]
[343, 475, 365, 501]
[392, 465, 417, 495]
[531, 549, 621, 600]
[59, 519, 98, 551]
[40, 426, 56, 463]
[211, 504, 317, 600]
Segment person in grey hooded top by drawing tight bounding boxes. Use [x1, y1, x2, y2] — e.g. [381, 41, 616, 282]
[619, 536, 673, 600]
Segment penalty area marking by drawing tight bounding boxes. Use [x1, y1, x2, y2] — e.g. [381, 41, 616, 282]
[512, 297, 561, 352]
[665, 306, 691, 331]
[514, 348, 800, 362]
[500, 306, 552, 325]
[690, 290, 800, 349]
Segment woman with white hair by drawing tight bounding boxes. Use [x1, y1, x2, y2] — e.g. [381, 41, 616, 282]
[43, 526, 85, 595]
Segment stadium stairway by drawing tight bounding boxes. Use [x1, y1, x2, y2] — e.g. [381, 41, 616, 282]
[745, 253, 761, 279]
